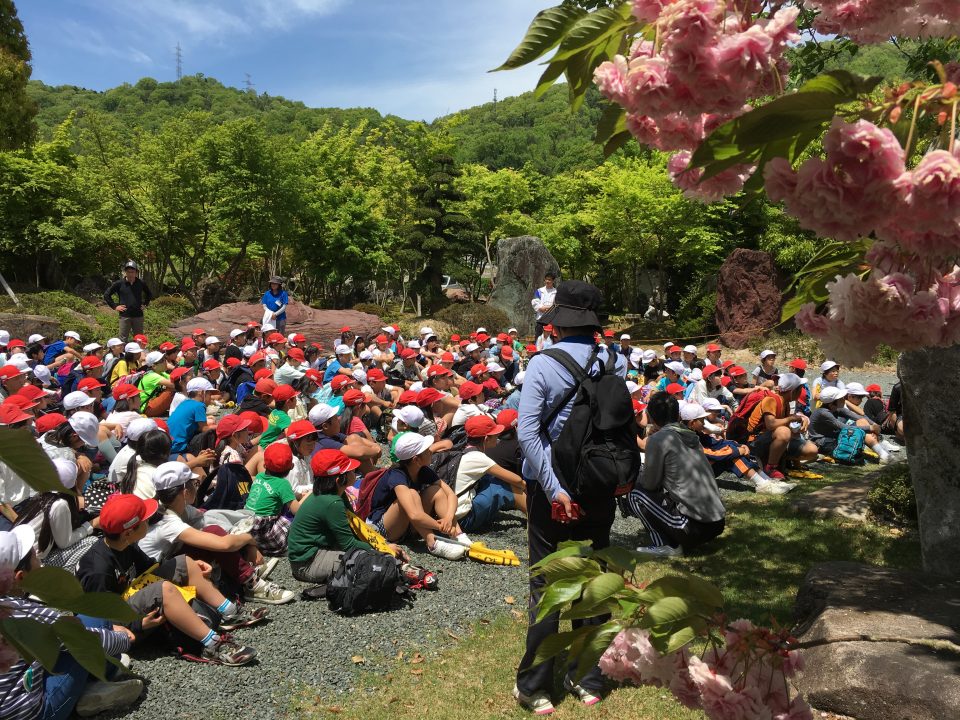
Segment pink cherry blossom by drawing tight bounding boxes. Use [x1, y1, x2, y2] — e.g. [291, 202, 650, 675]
[631, 0, 676, 24]
[668, 151, 754, 201]
[593, 56, 631, 109]
[806, 0, 960, 43]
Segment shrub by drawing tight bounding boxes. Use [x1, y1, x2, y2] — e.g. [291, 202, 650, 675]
[748, 330, 825, 365]
[868, 463, 916, 526]
[434, 303, 511, 335]
[350, 303, 385, 319]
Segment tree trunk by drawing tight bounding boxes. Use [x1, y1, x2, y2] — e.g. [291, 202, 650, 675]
[899, 346, 960, 577]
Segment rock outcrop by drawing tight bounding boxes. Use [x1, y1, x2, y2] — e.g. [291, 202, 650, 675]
[488, 236, 560, 337]
[715, 249, 782, 348]
[0, 313, 62, 343]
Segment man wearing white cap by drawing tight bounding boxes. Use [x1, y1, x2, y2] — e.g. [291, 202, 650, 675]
[743, 373, 819, 480]
[323, 345, 354, 385]
[0, 525, 144, 717]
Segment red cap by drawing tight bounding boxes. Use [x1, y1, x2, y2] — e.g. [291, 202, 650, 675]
[465, 415, 505, 438]
[865, 383, 882, 393]
[180, 339, 197, 351]
[287, 348, 305, 362]
[159, 341, 177, 352]
[286, 419, 319, 440]
[500, 346, 514, 360]
[416, 387, 444, 407]
[202, 359, 221, 371]
[375, 334, 388, 344]
[476, 333, 490, 343]
[458, 340, 470, 349]
[239, 410, 266, 434]
[77, 378, 104, 392]
[249, 352, 267, 366]
[400, 348, 417, 360]
[17, 385, 46, 402]
[170, 366, 192, 382]
[225, 357, 242, 368]
[397, 390, 419, 405]
[6, 338, 24, 349]
[272, 385, 300, 403]
[267, 333, 286, 344]
[471, 363, 488, 378]
[666, 383, 685, 395]
[497, 333, 510, 343]
[544, 324, 554, 333]
[469, 332, 477, 340]
[450, 334, 461, 342]
[721, 360, 734, 369]
[311, 448, 360, 477]
[342, 388, 369, 407]
[255, 378, 278, 394]
[440, 352, 455, 363]
[0, 403, 32, 425]
[254, 368, 273, 381]
[706, 343, 721, 352]
[192, 328, 206, 336]
[246, 321, 260, 328]
[720, 376, 732, 387]
[788, 358, 807, 370]
[216, 414, 252, 440]
[112, 383, 141, 401]
[427, 365, 452, 378]
[632, 399, 647, 414]
[305, 369, 323, 384]
[154, 418, 170, 434]
[668, 345, 682, 353]
[0, 366, 23, 382]
[483, 378, 500, 391]
[339, 326, 351, 333]
[330, 375, 354, 391]
[525, 344, 538, 353]
[133, 334, 148, 345]
[702, 364, 722, 377]
[4, 395, 36, 411]
[496, 409, 518, 428]
[366, 368, 387, 382]
[36, 412, 68, 434]
[263, 442, 294, 474]
[80, 356, 104, 370]
[458, 381, 483, 400]
[290, 333, 306, 343]
[603, 330, 615, 338]
[728, 365, 747, 377]
[99, 494, 159, 535]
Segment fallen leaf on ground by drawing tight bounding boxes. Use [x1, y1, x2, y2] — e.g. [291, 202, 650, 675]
[410, 653, 424, 664]
[410, 669, 423, 676]
[351, 655, 365, 664]
[504, 596, 515, 605]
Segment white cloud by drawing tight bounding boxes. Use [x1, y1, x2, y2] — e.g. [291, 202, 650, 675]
[59, 19, 154, 65]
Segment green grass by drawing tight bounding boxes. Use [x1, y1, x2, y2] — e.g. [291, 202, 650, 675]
[288, 464, 919, 719]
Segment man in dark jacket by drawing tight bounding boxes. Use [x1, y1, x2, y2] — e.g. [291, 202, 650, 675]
[103, 261, 154, 342]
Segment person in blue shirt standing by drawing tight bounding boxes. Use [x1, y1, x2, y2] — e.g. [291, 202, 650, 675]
[514, 280, 627, 715]
[261, 276, 289, 335]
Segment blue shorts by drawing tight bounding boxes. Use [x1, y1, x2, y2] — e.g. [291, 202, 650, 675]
[459, 476, 516, 533]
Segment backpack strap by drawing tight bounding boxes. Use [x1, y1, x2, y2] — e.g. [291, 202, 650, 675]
[539, 347, 599, 433]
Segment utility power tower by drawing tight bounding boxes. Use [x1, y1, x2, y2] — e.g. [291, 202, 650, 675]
[176, 43, 182, 81]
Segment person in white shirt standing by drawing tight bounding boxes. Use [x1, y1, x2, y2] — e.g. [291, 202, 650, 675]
[530, 273, 557, 340]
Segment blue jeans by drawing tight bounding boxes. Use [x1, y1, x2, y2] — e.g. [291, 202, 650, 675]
[43, 616, 118, 720]
[459, 476, 516, 533]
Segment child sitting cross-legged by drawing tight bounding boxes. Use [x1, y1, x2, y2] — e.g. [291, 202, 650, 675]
[76, 494, 259, 666]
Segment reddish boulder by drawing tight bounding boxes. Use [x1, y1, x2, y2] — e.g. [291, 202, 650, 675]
[170, 300, 383, 347]
[715, 249, 782, 348]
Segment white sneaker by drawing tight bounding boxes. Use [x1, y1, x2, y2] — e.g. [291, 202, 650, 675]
[257, 556, 280, 579]
[755, 479, 797, 495]
[428, 537, 467, 560]
[119, 653, 131, 670]
[453, 532, 474, 548]
[244, 577, 296, 605]
[636, 544, 682, 558]
[513, 684, 555, 715]
[881, 440, 901, 453]
[75, 679, 144, 716]
[879, 454, 892, 465]
[563, 675, 601, 706]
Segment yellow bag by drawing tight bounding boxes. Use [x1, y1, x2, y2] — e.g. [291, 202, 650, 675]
[121, 565, 197, 605]
[346, 511, 395, 556]
[467, 542, 520, 567]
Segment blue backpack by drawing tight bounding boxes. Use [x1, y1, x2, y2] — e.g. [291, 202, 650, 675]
[833, 425, 866, 465]
[234, 381, 255, 406]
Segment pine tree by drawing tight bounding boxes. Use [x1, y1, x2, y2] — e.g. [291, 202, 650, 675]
[0, 0, 36, 149]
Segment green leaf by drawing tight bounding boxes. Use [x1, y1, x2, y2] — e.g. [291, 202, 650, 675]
[595, 104, 626, 146]
[603, 130, 633, 158]
[580, 572, 626, 609]
[573, 621, 622, 682]
[781, 239, 869, 321]
[536, 578, 587, 623]
[634, 575, 724, 609]
[592, 545, 639, 574]
[531, 541, 591, 571]
[561, 597, 620, 621]
[0, 428, 65, 495]
[534, 60, 567, 99]
[19, 567, 139, 622]
[53, 617, 114, 681]
[534, 556, 601, 583]
[0, 618, 61, 671]
[493, 5, 587, 71]
[552, 5, 631, 63]
[643, 596, 699, 629]
[664, 625, 698, 654]
[531, 625, 595, 667]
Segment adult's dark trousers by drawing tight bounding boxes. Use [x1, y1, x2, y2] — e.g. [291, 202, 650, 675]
[516, 481, 615, 697]
[118, 315, 144, 343]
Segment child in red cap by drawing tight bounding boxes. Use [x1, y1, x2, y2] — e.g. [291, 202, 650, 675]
[245, 443, 305, 559]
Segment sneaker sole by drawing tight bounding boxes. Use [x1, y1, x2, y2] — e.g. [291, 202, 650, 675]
[563, 678, 601, 706]
[513, 685, 555, 715]
[75, 680, 144, 716]
[243, 594, 295, 605]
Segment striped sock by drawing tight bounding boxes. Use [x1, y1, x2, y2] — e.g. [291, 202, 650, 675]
[216, 599, 238, 617]
[201, 629, 219, 648]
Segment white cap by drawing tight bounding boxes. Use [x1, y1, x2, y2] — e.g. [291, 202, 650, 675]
[124, 342, 142, 354]
[107, 338, 123, 348]
[145, 351, 165, 366]
[230, 329, 245, 339]
[68, 411, 100, 448]
[407, 340, 421, 350]
[204, 336, 220, 346]
[683, 344, 698, 354]
[0, 330, 8, 345]
[262, 323, 276, 332]
[409, 381, 423, 393]
[620, 334, 631, 341]
[287, 333, 298, 343]
[153, 461, 198, 491]
[381, 326, 395, 334]
[630, 349, 643, 365]
[665, 361, 685, 375]
[465, 343, 479, 353]
[64, 331, 81, 341]
[819, 386, 847, 404]
[33, 365, 52, 385]
[53, 458, 78, 490]
[508, 328, 518, 334]
[419, 326, 433, 336]
[83, 342, 102, 353]
[127, 417, 159, 441]
[27, 333, 46, 344]
[335, 344, 352, 356]
[242, 345, 256, 358]
[642, 349, 657, 364]
[392, 405, 424, 430]
[487, 362, 505, 373]
[63, 391, 95, 411]
[10, 357, 29, 373]
[352, 368, 368, 384]
[625, 381, 640, 394]
[0, 525, 35, 569]
[476, 327, 487, 334]
[514, 371, 525, 386]
[777, 373, 803, 392]
[663, 341, 675, 350]
[359, 350, 373, 361]
[309, 403, 340, 426]
[186, 377, 214, 393]
[759, 349, 777, 360]
[845, 382, 868, 396]
[680, 403, 709, 422]
[700, 398, 724, 412]
[820, 360, 839, 373]
[392, 431, 433, 461]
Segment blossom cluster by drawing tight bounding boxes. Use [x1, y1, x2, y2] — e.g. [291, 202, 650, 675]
[592, 1, 799, 199]
[804, 0, 960, 44]
[764, 117, 960, 363]
[599, 620, 813, 720]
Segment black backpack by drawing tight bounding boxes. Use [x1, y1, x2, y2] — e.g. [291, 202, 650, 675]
[326, 548, 408, 615]
[431, 447, 466, 487]
[540, 347, 640, 501]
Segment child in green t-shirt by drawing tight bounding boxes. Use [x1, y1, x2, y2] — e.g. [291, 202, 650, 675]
[258, 385, 299, 448]
[245, 442, 305, 556]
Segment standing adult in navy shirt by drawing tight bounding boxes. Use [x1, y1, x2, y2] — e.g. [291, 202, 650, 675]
[514, 280, 627, 715]
[261, 276, 289, 335]
[103, 260, 154, 342]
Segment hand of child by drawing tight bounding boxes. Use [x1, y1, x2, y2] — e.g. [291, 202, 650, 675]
[437, 516, 455, 536]
[141, 609, 165, 629]
[195, 560, 213, 578]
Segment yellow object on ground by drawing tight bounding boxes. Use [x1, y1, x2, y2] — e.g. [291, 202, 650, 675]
[467, 542, 520, 566]
[347, 511, 396, 556]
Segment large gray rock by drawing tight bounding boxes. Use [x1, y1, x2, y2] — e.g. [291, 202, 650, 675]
[0, 312, 61, 343]
[793, 561, 960, 720]
[488, 236, 560, 338]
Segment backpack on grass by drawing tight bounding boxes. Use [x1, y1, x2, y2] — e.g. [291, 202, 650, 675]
[326, 548, 409, 615]
[833, 425, 866, 465]
[540, 347, 639, 501]
[727, 389, 781, 444]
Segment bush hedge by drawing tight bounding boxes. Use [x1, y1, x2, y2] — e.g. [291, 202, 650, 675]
[434, 303, 511, 335]
[868, 463, 916, 526]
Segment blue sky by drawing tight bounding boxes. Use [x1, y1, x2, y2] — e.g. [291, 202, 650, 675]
[18, 0, 550, 121]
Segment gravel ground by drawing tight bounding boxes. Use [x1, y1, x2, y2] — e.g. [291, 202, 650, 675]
[99, 369, 900, 720]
